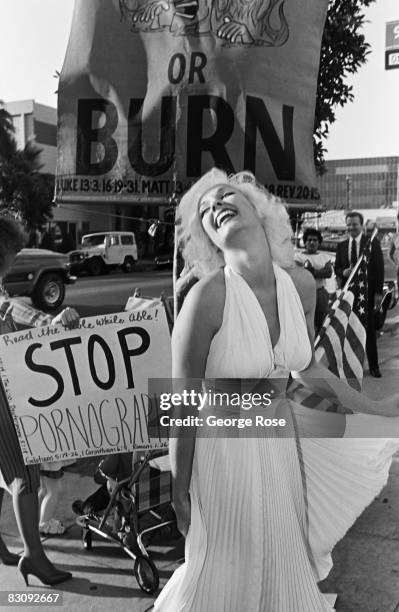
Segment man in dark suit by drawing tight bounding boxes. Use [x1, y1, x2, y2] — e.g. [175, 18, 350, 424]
[334, 211, 384, 377]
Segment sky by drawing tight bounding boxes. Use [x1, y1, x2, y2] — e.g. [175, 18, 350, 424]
[0, 0, 398, 161]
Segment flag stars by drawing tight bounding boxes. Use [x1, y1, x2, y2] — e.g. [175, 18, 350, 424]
[359, 306, 365, 315]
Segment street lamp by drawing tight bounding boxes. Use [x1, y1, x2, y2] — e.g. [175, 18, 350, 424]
[346, 175, 352, 210]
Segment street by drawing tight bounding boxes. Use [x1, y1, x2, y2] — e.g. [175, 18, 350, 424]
[64, 269, 174, 317]
[64, 250, 397, 319]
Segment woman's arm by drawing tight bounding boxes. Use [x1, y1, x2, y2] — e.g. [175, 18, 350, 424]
[8, 299, 79, 330]
[312, 260, 333, 279]
[169, 270, 225, 535]
[291, 267, 398, 417]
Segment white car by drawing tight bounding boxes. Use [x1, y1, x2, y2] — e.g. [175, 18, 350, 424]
[69, 231, 138, 276]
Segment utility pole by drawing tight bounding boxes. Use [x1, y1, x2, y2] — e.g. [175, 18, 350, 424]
[346, 175, 352, 210]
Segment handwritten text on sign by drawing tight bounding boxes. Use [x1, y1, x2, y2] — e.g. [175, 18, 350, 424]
[0, 309, 171, 464]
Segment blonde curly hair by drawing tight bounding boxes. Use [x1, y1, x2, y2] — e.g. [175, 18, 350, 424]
[177, 168, 294, 277]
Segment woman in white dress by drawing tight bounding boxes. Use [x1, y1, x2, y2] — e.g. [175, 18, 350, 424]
[154, 169, 399, 612]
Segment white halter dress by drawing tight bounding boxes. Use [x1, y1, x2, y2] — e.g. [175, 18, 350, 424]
[154, 263, 399, 612]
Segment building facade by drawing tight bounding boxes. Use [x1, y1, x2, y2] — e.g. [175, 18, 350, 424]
[5, 100, 172, 256]
[318, 156, 399, 211]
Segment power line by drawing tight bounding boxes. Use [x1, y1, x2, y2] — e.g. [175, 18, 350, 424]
[56, 203, 175, 226]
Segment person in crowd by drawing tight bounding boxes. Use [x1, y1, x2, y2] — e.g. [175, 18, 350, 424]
[0, 216, 78, 585]
[334, 211, 384, 378]
[59, 231, 76, 254]
[389, 215, 399, 288]
[38, 459, 76, 536]
[153, 169, 399, 612]
[294, 228, 333, 334]
[40, 227, 57, 251]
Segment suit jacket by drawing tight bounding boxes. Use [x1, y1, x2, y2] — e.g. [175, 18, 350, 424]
[334, 234, 384, 299]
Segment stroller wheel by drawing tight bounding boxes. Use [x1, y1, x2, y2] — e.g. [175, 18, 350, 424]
[134, 555, 159, 594]
[82, 528, 92, 550]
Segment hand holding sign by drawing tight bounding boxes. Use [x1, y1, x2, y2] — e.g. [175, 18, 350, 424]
[51, 307, 80, 329]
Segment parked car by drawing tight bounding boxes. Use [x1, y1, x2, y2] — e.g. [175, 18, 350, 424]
[4, 249, 76, 312]
[69, 231, 138, 276]
[154, 253, 174, 270]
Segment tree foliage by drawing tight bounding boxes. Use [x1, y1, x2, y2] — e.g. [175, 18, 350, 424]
[315, 0, 376, 174]
[0, 102, 54, 231]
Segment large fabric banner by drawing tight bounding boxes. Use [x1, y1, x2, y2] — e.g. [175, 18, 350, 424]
[56, 0, 328, 206]
[0, 305, 171, 464]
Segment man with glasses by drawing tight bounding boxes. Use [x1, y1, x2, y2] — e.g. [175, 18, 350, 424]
[335, 211, 384, 378]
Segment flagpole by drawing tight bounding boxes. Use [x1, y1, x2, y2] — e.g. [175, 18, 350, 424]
[314, 226, 378, 347]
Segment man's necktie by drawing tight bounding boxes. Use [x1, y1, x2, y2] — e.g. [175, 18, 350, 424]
[350, 238, 357, 267]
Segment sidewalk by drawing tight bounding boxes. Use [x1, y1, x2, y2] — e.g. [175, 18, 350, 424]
[1, 314, 399, 611]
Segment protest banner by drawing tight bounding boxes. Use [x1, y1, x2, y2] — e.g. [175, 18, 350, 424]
[0, 305, 171, 465]
[56, 0, 329, 207]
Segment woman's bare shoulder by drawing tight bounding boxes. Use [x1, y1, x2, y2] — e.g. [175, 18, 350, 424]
[176, 268, 225, 331]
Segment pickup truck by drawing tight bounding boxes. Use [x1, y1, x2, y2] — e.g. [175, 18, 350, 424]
[4, 248, 77, 312]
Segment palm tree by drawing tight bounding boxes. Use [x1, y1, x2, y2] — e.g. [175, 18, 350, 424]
[0, 100, 54, 229]
[0, 100, 16, 159]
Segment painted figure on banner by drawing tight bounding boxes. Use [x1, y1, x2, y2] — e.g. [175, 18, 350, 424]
[118, 0, 289, 46]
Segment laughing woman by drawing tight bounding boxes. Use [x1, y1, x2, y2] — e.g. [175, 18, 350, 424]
[153, 169, 399, 612]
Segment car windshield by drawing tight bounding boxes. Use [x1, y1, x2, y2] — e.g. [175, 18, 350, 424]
[81, 235, 106, 247]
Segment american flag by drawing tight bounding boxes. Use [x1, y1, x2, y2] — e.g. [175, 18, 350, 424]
[288, 232, 373, 409]
[314, 234, 371, 390]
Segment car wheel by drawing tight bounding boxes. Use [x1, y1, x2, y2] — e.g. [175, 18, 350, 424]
[32, 273, 65, 312]
[122, 256, 135, 273]
[87, 257, 105, 276]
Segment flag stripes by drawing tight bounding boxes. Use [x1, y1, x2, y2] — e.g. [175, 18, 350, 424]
[289, 233, 375, 411]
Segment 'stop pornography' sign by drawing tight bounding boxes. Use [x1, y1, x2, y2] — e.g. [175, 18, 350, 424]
[0, 307, 171, 464]
[56, 0, 328, 206]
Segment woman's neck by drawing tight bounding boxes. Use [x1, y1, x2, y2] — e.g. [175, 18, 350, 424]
[223, 235, 274, 288]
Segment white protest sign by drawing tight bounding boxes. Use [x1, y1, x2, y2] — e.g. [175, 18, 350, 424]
[56, 0, 329, 206]
[0, 306, 171, 465]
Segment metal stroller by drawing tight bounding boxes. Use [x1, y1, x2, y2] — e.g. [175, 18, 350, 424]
[75, 449, 175, 594]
